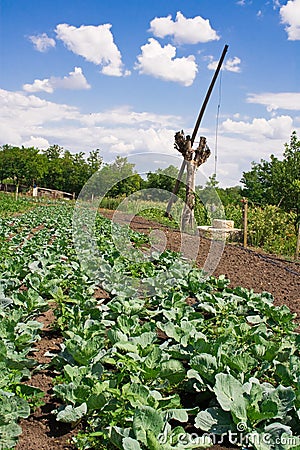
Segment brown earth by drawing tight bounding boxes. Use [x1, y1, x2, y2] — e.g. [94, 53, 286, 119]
[16, 212, 300, 450]
[102, 211, 300, 312]
[15, 306, 78, 450]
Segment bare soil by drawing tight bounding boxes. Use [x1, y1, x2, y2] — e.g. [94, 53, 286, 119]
[16, 307, 78, 450]
[103, 211, 300, 312]
[16, 212, 300, 449]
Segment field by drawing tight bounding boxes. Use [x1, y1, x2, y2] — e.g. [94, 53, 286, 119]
[100, 197, 298, 259]
[0, 195, 300, 450]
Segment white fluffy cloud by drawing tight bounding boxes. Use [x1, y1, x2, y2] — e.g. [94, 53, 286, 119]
[0, 88, 179, 156]
[81, 106, 180, 128]
[28, 33, 56, 52]
[135, 38, 197, 86]
[0, 88, 80, 147]
[23, 79, 53, 94]
[207, 56, 241, 73]
[221, 115, 294, 139]
[280, 0, 300, 40]
[55, 23, 130, 76]
[149, 11, 220, 44]
[247, 92, 300, 111]
[0, 88, 296, 187]
[0, 88, 80, 127]
[23, 67, 91, 93]
[22, 136, 50, 149]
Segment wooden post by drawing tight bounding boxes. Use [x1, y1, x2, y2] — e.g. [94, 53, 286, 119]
[181, 155, 196, 230]
[179, 135, 210, 231]
[242, 198, 248, 248]
[295, 222, 300, 260]
[165, 160, 186, 218]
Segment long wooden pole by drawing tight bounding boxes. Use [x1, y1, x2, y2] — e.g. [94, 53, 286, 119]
[242, 198, 248, 248]
[295, 222, 300, 260]
[191, 44, 229, 146]
[165, 44, 229, 217]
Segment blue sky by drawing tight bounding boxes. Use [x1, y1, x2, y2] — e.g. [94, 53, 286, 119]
[0, 0, 299, 186]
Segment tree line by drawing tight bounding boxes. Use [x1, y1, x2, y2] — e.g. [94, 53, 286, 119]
[0, 143, 239, 204]
[0, 132, 299, 224]
[241, 131, 300, 226]
[0, 144, 102, 195]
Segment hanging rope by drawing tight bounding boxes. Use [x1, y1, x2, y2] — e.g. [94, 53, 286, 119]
[214, 71, 223, 177]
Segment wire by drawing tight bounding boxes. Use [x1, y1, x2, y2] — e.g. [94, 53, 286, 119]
[214, 71, 223, 177]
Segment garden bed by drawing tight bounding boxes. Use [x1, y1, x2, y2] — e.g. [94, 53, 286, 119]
[14, 211, 300, 449]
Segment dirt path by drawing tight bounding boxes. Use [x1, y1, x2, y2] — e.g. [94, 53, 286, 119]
[101, 211, 300, 314]
[16, 306, 77, 450]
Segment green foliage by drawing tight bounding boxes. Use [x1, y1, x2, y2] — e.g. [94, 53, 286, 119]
[126, 198, 297, 258]
[241, 131, 300, 225]
[247, 205, 297, 256]
[20, 206, 295, 450]
[138, 208, 179, 228]
[0, 193, 34, 217]
[99, 196, 123, 210]
[0, 145, 47, 186]
[0, 144, 102, 196]
[40, 146, 103, 196]
[0, 168, 299, 448]
[144, 165, 186, 201]
[94, 157, 142, 199]
[0, 203, 85, 447]
[0, 394, 30, 449]
[217, 186, 243, 207]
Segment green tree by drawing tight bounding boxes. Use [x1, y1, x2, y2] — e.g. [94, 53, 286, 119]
[40, 145, 103, 196]
[41, 145, 65, 189]
[0, 145, 46, 186]
[241, 131, 300, 226]
[58, 151, 91, 195]
[217, 186, 242, 206]
[0, 143, 103, 196]
[0, 147, 10, 183]
[200, 174, 242, 207]
[280, 131, 300, 220]
[206, 173, 219, 188]
[241, 155, 283, 206]
[87, 149, 102, 175]
[93, 156, 142, 198]
[43, 144, 63, 160]
[144, 165, 186, 200]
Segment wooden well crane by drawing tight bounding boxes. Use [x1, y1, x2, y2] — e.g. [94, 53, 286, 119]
[166, 44, 229, 230]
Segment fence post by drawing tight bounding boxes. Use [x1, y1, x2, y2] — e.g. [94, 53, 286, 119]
[242, 198, 248, 248]
[296, 222, 300, 260]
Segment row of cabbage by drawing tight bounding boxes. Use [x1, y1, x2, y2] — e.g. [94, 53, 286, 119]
[1, 204, 300, 449]
[52, 207, 300, 449]
[0, 204, 78, 448]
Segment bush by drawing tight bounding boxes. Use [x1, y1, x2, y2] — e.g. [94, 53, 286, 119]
[247, 205, 297, 257]
[98, 197, 297, 258]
